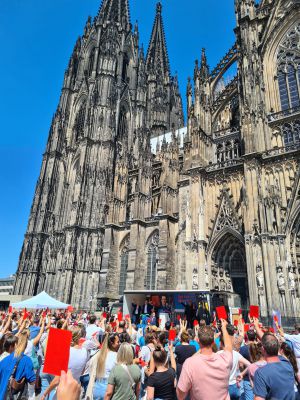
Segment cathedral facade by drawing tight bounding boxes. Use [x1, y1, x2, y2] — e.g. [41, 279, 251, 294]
[14, 0, 300, 322]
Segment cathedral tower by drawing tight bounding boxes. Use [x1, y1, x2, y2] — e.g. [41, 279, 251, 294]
[13, 1, 183, 309]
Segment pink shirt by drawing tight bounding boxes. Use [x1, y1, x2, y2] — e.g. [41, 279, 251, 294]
[177, 350, 233, 400]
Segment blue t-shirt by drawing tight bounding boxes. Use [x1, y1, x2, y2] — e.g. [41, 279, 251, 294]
[253, 356, 295, 400]
[239, 344, 250, 381]
[189, 340, 200, 352]
[0, 352, 35, 399]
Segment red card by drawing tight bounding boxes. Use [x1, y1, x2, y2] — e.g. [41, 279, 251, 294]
[117, 312, 123, 321]
[43, 328, 72, 376]
[244, 324, 250, 332]
[216, 306, 227, 320]
[193, 320, 199, 326]
[102, 312, 107, 319]
[8, 306, 12, 313]
[67, 306, 74, 312]
[177, 315, 181, 321]
[42, 311, 47, 318]
[111, 321, 116, 328]
[269, 327, 275, 333]
[234, 320, 239, 327]
[125, 314, 130, 320]
[239, 308, 242, 315]
[22, 309, 29, 320]
[273, 315, 278, 323]
[249, 305, 259, 319]
[2, 314, 5, 320]
[139, 358, 147, 367]
[169, 329, 176, 341]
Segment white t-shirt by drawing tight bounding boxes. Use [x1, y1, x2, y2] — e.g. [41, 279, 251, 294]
[103, 351, 118, 379]
[68, 347, 89, 382]
[284, 334, 300, 358]
[218, 350, 242, 385]
[86, 324, 103, 340]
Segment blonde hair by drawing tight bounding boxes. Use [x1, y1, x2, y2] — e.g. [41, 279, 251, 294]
[96, 334, 109, 379]
[14, 330, 29, 358]
[117, 343, 133, 366]
[70, 326, 82, 346]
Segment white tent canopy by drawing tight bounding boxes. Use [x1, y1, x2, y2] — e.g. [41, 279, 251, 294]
[11, 291, 69, 310]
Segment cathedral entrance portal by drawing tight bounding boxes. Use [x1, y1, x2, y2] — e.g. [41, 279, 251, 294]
[210, 232, 249, 310]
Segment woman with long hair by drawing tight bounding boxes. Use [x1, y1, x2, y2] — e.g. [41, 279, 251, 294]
[280, 342, 300, 399]
[86, 333, 120, 400]
[0, 329, 36, 399]
[104, 342, 141, 400]
[146, 343, 176, 400]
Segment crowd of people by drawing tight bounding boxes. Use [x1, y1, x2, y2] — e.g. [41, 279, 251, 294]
[0, 307, 300, 400]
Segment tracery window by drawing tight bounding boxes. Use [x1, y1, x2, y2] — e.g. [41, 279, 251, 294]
[282, 121, 300, 146]
[74, 102, 86, 141]
[277, 24, 300, 111]
[145, 231, 159, 290]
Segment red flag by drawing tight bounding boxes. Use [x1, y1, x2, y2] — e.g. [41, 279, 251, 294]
[193, 320, 199, 326]
[43, 328, 72, 376]
[249, 305, 259, 319]
[169, 329, 176, 341]
[216, 306, 227, 320]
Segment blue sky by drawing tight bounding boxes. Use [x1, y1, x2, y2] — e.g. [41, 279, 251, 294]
[0, 0, 235, 277]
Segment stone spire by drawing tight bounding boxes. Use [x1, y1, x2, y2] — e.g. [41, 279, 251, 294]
[146, 2, 170, 77]
[199, 48, 209, 80]
[97, 0, 130, 28]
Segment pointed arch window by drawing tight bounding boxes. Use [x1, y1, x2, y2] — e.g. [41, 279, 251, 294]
[74, 101, 86, 141]
[277, 24, 300, 111]
[119, 236, 129, 295]
[145, 231, 159, 290]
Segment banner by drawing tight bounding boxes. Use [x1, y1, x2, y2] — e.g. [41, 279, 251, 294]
[174, 293, 197, 311]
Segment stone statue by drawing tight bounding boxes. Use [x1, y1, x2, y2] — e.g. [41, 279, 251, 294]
[220, 279, 226, 291]
[256, 265, 264, 289]
[277, 267, 285, 292]
[288, 267, 296, 291]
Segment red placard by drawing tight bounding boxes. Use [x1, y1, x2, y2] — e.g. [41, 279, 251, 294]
[117, 312, 123, 322]
[43, 328, 72, 376]
[244, 324, 250, 332]
[234, 320, 239, 327]
[193, 320, 199, 326]
[216, 306, 227, 321]
[168, 329, 176, 341]
[249, 305, 259, 319]
[67, 306, 74, 312]
[22, 309, 29, 320]
[102, 312, 107, 319]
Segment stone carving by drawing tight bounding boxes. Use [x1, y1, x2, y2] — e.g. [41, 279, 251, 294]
[277, 267, 286, 293]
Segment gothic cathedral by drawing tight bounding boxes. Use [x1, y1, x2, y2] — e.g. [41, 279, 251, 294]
[14, 0, 300, 322]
